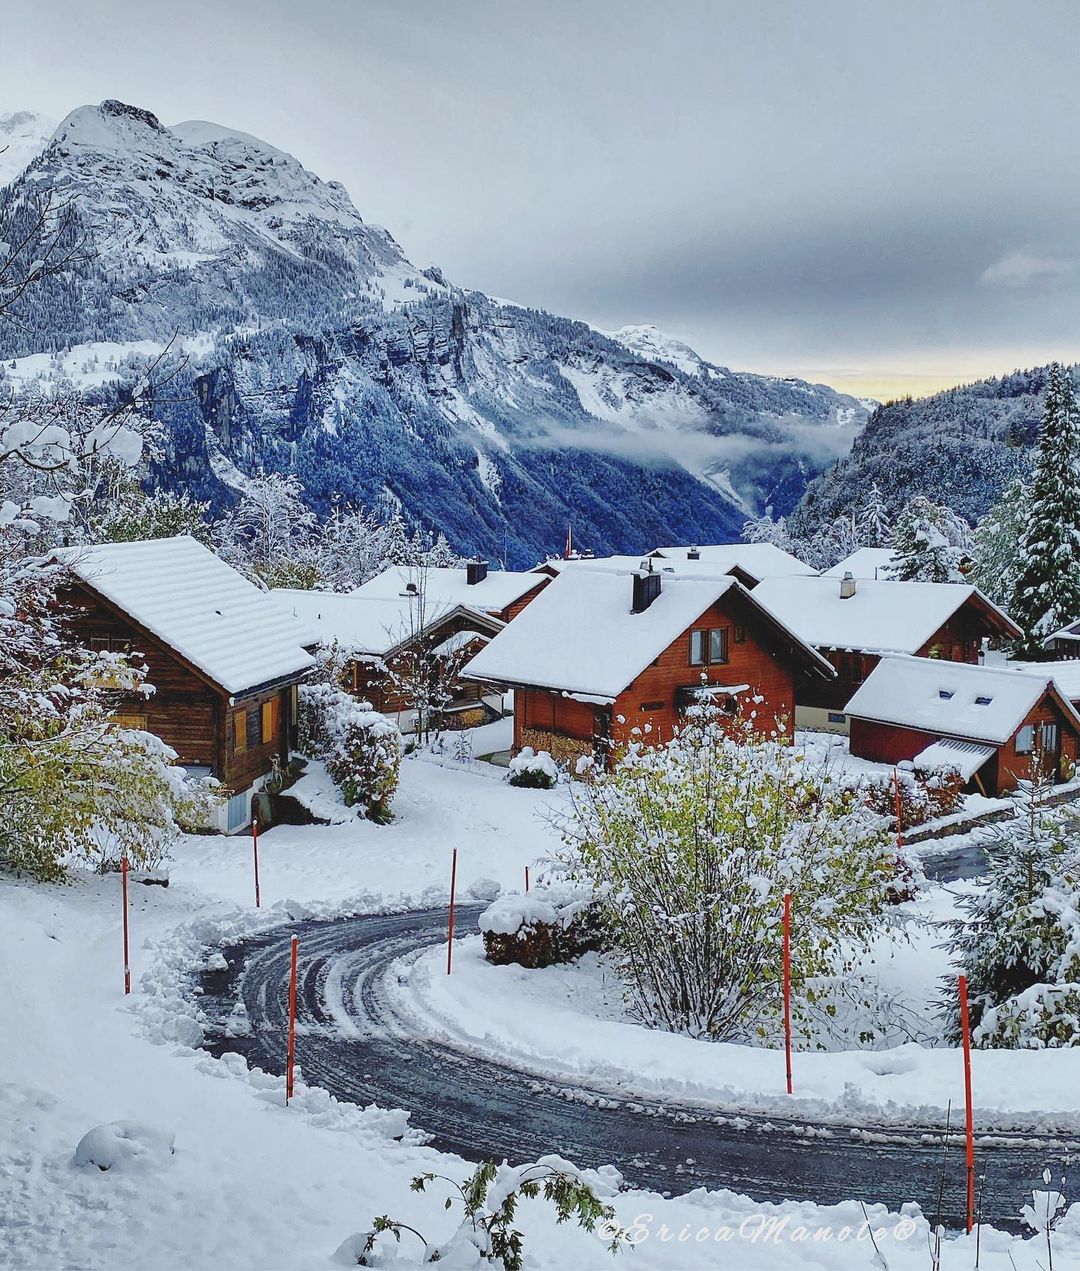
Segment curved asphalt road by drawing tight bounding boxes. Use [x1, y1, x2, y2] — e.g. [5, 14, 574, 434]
[198, 902, 1075, 1230]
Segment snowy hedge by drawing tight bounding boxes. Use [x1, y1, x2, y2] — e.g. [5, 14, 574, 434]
[479, 881, 603, 968]
[507, 747, 559, 790]
[298, 683, 401, 822]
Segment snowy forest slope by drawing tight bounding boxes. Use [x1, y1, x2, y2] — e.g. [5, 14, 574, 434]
[790, 366, 1059, 537]
[0, 100, 871, 564]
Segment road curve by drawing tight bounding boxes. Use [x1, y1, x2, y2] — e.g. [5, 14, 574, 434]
[198, 906, 1071, 1229]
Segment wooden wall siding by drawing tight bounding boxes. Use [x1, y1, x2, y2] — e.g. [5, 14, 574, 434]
[59, 582, 222, 769]
[60, 581, 293, 796]
[848, 717, 938, 767]
[500, 577, 550, 624]
[223, 686, 292, 794]
[608, 590, 796, 753]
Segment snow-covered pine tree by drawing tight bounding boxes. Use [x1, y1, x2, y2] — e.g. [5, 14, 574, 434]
[945, 762, 1080, 1047]
[971, 474, 1030, 608]
[1010, 363, 1080, 655]
[886, 496, 967, 582]
[856, 482, 892, 548]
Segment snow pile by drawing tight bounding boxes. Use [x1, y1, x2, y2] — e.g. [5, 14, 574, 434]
[479, 882, 593, 938]
[507, 747, 559, 788]
[74, 1121, 175, 1172]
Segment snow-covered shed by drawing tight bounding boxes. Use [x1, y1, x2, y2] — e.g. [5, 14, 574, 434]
[845, 655, 1080, 795]
[461, 564, 833, 767]
[350, 562, 548, 623]
[751, 574, 1021, 733]
[54, 536, 316, 832]
[270, 589, 505, 731]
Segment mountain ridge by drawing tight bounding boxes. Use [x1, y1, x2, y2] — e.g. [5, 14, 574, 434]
[0, 100, 870, 564]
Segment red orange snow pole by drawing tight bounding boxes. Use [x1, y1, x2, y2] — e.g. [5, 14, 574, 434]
[783, 890, 793, 1095]
[286, 935, 299, 1105]
[251, 818, 262, 909]
[892, 769, 905, 850]
[524, 865, 530, 893]
[958, 974, 976, 1232]
[121, 854, 131, 996]
[447, 848, 459, 975]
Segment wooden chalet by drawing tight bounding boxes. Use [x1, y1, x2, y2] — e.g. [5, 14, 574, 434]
[271, 589, 506, 731]
[461, 564, 834, 768]
[350, 561, 548, 624]
[55, 536, 315, 833]
[846, 656, 1080, 795]
[751, 574, 1021, 733]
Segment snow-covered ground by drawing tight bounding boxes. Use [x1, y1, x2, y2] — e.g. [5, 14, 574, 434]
[3, 743, 1079, 1268]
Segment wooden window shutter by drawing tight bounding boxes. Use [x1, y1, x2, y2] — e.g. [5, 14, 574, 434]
[234, 711, 246, 753]
[262, 697, 280, 744]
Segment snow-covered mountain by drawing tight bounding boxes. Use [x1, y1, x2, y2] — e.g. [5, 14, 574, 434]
[0, 100, 871, 564]
[0, 110, 56, 188]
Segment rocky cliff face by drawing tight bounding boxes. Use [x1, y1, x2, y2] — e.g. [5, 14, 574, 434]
[0, 100, 870, 564]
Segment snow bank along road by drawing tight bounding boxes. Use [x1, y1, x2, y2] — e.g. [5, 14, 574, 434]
[199, 906, 1070, 1231]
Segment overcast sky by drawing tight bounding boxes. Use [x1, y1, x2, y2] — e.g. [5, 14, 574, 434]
[5, 0, 1079, 398]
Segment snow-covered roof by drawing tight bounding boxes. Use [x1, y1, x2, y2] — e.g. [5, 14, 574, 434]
[57, 536, 315, 696]
[1045, 619, 1080, 645]
[269, 590, 502, 659]
[649, 543, 817, 580]
[913, 738, 996, 780]
[751, 575, 1018, 654]
[846, 655, 1080, 745]
[350, 565, 545, 614]
[822, 548, 897, 579]
[1008, 659, 1080, 701]
[462, 568, 830, 701]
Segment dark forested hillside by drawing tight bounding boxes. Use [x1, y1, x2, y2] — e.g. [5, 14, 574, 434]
[789, 366, 1057, 535]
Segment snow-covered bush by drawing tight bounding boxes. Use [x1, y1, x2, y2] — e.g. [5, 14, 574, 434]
[507, 747, 558, 789]
[298, 682, 401, 822]
[864, 765, 964, 829]
[74, 1121, 176, 1172]
[348, 1156, 622, 1269]
[479, 881, 603, 968]
[558, 708, 896, 1040]
[946, 773, 1080, 1047]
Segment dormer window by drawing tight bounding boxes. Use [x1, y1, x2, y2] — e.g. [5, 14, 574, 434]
[975, 695, 993, 706]
[938, 689, 954, 700]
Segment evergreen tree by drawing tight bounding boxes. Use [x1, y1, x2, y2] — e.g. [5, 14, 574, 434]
[856, 482, 892, 547]
[887, 496, 967, 582]
[1011, 363, 1080, 654]
[972, 475, 1029, 608]
[945, 764, 1080, 1048]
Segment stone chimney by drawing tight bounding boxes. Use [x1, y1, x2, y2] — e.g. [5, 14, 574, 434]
[839, 571, 857, 600]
